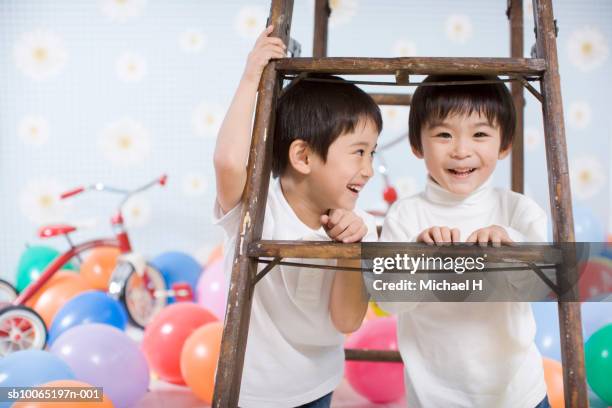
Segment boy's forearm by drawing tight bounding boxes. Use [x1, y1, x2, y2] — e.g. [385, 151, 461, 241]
[213, 76, 260, 211]
[330, 259, 369, 333]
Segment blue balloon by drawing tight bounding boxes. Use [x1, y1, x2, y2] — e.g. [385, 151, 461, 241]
[573, 203, 605, 242]
[0, 350, 75, 407]
[150, 251, 202, 304]
[531, 302, 561, 360]
[48, 290, 127, 345]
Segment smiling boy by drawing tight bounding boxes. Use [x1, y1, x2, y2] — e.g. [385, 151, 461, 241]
[213, 26, 381, 407]
[379, 75, 551, 408]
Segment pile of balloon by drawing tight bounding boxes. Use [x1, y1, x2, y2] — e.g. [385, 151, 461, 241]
[0, 244, 227, 407]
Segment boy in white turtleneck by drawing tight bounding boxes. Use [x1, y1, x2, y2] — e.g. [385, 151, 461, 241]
[379, 75, 551, 408]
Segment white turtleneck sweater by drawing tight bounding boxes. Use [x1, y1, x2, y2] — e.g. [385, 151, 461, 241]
[379, 176, 548, 408]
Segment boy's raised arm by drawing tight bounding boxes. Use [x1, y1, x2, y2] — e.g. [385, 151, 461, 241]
[213, 25, 286, 213]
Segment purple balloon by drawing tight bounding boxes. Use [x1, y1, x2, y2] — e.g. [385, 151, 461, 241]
[197, 259, 228, 320]
[50, 324, 149, 408]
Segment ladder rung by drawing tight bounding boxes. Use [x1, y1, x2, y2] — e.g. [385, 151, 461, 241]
[275, 57, 546, 77]
[345, 348, 403, 362]
[248, 241, 563, 264]
[369, 92, 412, 106]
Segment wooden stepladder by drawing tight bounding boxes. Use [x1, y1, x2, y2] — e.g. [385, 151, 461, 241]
[212, 1, 588, 407]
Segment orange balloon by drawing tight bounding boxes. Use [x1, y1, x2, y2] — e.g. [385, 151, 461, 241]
[80, 247, 121, 290]
[206, 244, 223, 266]
[180, 322, 223, 403]
[542, 358, 564, 408]
[13, 379, 114, 407]
[33, 275, 93, 327]
[25, 270, 80, 308]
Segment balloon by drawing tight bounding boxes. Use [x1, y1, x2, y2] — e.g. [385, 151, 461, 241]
[16, 246, 76, 292]
[151, 251, 202, 304]
[585, 324, 612, 404]
[50, 324, 149, 408]
[577, 258, 612, 301]
[25, 270, 80, 308]
[0, 350, 75, 408]
[345, 317, 405, 403]
[33, 274, 92, 327]
[542, 358, 564, 408]
[80, 247, 121, 290]
[206, 244, 223, 265]
[141, 302, 217, 384]
[573, 204, 605, 242]
[581, 302, 612, 339]
[532, 302, 561, 360]
[48, 290, 128, 345]
[196, 259, 227, 320]
[13, 380, 114, 408]
[180, 322, 223, 403]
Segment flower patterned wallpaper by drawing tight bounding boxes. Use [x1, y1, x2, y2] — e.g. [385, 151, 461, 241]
[0, 0, 610, 282]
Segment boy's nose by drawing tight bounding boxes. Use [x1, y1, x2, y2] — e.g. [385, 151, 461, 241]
[361, 160, 374, 178]
[450, 140, 471, 159]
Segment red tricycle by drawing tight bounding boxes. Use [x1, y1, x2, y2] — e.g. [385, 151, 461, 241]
[0, 174, 193, 356]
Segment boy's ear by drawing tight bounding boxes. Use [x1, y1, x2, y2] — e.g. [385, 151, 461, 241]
[499, 144, 512, 159]
[288, 139, 311, 175]
[411, 144, 424, 159]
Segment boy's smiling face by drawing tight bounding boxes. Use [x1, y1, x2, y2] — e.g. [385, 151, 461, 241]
[415, 111, 510, 196]
[308, 119, 379, 211]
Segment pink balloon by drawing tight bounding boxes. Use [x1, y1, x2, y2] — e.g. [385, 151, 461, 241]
[197, 259, 228, 320]
[345, 316, 405, 403]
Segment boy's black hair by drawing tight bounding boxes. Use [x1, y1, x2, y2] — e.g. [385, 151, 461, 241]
[408, 75, 516, 154]
[272, 74, 383, 177]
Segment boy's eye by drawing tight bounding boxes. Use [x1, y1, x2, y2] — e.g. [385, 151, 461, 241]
[474, 132, 489, 138]
[355, 149, 365, 156]
[436, 132, 452, 139]
[370, 150, 376, 158]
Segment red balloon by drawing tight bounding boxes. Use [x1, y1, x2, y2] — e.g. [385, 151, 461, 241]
[345, 317, 405, 403]
[578, 258, 612, 300]
[141, 302, 217, 384]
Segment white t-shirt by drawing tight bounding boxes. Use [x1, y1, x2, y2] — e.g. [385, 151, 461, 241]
[214, 178, 378, 407]
[379, 176, 548, 408]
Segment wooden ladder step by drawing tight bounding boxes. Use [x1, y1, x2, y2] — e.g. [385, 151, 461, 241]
[275, 57, 546, 77]
[248, 241, 563, 264]
[369, 93, 412, 106]
[345, 348, 403, 362]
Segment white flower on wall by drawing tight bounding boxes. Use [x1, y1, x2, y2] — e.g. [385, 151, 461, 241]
[115, 52, 147, 83]
[524, 127, 542, 152]
[19, 178, 70, 225]
[179, 30, 207, 53]
[567, 101, 592, 129]
[445, 15, 473, 44]
[182, 173, 208, 197]
[329, 0, 358, 27]
[18, 115, 49, 147]
[192, 103, 223, 138]
[395, 176, 419, 198]
[381, 105, 409, 132]
[98, 119, 151, 166]
[567, 27, 609, 72]
[100, 0, 147, 23]
[14, 30, 68, 81]
[234, 6, 267, 39]
[392, 39, 417, 57]
[570, 156, 605, 200]
[123, 195, 151, 227]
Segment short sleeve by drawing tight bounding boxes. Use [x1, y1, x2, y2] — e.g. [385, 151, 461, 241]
[212, 198, 243, 238]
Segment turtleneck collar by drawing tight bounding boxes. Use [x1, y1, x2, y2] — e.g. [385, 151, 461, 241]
[424, 175, 494, 207]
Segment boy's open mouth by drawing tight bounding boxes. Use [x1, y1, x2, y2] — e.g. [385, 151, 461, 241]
[447, 168, 477, 176]
[347, 184, 362, 194]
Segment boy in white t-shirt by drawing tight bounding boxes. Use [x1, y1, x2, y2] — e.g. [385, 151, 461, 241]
[213, 26, 381, 407]
[379, 75, 551, 408]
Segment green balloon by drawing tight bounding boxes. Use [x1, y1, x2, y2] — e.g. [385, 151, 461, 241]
[15, 245, 77, 292]
[585, 324, 612, 404]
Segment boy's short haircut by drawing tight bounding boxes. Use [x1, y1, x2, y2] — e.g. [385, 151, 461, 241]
[408, 75, 516, 154]
[272, 74, 383, 177]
